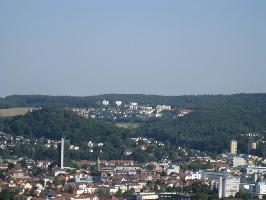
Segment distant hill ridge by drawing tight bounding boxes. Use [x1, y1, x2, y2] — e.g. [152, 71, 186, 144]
[2, 94, 266, 156]
[1, 93, 266, 109]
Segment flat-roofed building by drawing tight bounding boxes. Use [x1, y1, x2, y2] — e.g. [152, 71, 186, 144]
[218, 175, 240, 198]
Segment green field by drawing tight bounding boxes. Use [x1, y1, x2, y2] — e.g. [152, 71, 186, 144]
[115, 122, 140, 129]
[0, 107, 32, 117]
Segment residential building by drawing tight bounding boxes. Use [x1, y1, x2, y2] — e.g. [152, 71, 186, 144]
[102, 100, 109, 106]
[231, 140, 238, 154]
[199, 169, 229, 180]
[249, 181, 266, 197]
[250, 142, 257, 150]
[115, 101, 122, 107]
[232, 156, 246, 167]
[166, 165, 180, 176]
[218, 175, 240, 198]
[246, 166, 266, 175]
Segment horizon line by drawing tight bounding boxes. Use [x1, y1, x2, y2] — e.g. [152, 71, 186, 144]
[1, 92, 266, 99]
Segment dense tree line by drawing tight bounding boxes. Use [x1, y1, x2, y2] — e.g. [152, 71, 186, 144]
[2, 109, 136, 160]
[3, 108, 124, 145]
[1, 93, 266, 109]
[134, 104, 266, 154]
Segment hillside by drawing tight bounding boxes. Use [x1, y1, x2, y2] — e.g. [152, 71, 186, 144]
[1, 93, 266, 109]
[2, 109, 168, 161]
[2, 93, 266, 158]
[3, 108, 127, 146]
[135, 105, 266, 154]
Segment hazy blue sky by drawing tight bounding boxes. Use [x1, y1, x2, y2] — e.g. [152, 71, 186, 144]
[0, 0, 265, 97]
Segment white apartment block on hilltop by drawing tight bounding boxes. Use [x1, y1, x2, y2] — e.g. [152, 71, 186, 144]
[102, 100, 109, 106]
[156, 105, 171, 113]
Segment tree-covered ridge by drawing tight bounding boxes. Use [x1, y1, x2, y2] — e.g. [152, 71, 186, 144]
[2, 109, 170, 161]
[136, 104, 266, 154]
[0, 93, 266, 109]
[4, 108, 125, 145]
[2, 93, 266, 159]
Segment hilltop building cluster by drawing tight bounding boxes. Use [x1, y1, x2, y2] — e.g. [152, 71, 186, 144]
[72, 100, 192, 121]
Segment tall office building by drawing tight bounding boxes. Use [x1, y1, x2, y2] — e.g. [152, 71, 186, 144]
[58, 137, 70, 169]
[218, 175, 240, 198]
[230, 140, 238, 154]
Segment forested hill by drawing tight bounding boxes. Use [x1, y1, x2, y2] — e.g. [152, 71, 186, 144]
[0, 93, 266, 109]
[2, 109, 140, 160]
[135, 105, 266, 154]
[3, 100, 266, 157]
[2, 94, 266, 156]
[3, 109, 127, 146]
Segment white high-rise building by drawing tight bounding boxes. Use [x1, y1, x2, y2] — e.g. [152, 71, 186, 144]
[218, 175, 240, 198]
